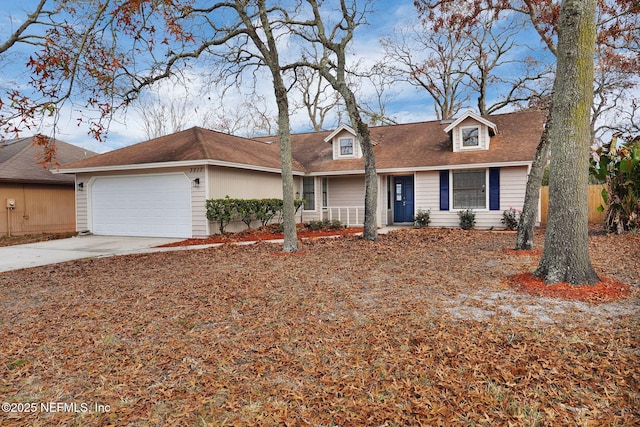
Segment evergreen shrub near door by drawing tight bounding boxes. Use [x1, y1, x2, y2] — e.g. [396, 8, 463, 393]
[413, 209, 431, 228]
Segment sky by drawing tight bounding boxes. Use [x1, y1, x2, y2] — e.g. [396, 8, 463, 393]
[0, 0, 549, 154]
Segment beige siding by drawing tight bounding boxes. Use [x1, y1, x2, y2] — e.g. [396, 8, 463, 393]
[415, 166, 534, 229]
[207, 166, 286, 233]
[0, 183, 76, 235]
[208, 166, 282, 199]
[185, 166, 207, 237]
[76, 173, 90, 231]
[325, 176, 365, 225]
[415, 171, 447, 226]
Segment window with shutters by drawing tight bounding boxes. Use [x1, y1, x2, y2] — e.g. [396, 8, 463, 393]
[452, 169, 487, 209]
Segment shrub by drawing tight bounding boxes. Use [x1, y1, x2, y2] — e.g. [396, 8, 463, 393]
[206, 197, 307, 233]
[306, 220, 325, 231]
[458, 209, 476, 230]
[306, 219, 344, 231]
[255, 198, 282, 227]
[413, 209, 431, 228]
[236, 199, 259, 229]
[590, 137, 640, 233]
[205, 196, 236, 234]
[327, 219, 344, 229]
[501, 207, 520, 230]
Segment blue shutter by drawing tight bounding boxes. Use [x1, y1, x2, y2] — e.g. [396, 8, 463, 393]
[489, 167, 500, 210]
[439, 170, 449, 210]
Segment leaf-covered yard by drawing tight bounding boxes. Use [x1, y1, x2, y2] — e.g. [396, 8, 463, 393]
[1, 228, 638, 426]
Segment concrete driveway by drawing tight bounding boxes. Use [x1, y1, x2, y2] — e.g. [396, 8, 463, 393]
[0, 235, 183, 272]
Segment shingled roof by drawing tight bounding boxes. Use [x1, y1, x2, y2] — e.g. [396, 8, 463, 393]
[60, 110, 545, 174]
[282, 110, 545, 173]
[0, 137, 97, 185]
[60, 127, 305, 173]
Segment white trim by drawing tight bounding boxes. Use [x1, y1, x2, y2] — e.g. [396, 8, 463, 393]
[443, 110, 497, 134]
[204, 165, 211, 236]
[57, 159, 306, 176]
[302, 176, 317, 212]
[459, 125, 482, 151]
[338, 137, 356, 158]
[324, 124, 357, 143]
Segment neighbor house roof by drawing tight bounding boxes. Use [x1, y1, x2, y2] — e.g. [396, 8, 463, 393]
[59, 110, 545, 175]
[0, 136, 97, 185]
[60, 127, 306, 174]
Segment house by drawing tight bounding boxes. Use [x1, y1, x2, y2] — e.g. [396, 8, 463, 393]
[57, 110, 545, 238]
[0, 136, 97, 235]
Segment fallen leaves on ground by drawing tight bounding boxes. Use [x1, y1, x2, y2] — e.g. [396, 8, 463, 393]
[0, 227, 638, 426]
[0, 232, 76, 247]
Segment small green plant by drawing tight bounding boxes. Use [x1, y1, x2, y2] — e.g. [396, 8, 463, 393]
[458, 209, 476, 230]
[305, 219, 343, 231]
[501, 207, 520, 230]
[413, 209, 431, 228]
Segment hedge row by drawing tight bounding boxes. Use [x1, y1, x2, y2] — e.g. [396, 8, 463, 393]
[205, 197, 304, 233]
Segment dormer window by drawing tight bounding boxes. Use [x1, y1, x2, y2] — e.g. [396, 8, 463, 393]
[340, 138, 354, 155]
[462, 127, 479, 147]
[443, 111, 497, 152]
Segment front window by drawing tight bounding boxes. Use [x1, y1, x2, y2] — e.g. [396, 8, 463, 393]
[453, 170, 486, 209]
[322, 178, 328, 208]
[303, 177, 315, 210]
[340, 138, 354, 155]
[462, 127, 479, 147]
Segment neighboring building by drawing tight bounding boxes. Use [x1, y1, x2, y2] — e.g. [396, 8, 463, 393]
[0, 136, 97, 235]
[58, 110, 545, 238]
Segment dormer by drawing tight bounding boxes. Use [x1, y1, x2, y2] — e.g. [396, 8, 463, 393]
[324, 124, 362, 160]
[443, 111, 497, 152]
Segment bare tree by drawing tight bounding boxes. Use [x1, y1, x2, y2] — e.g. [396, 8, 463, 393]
[293, 0, 379, 240]
[133, 89, 191, 139]
[464, 15, 553, 115]
[381, 22, 472, 120]
[292, 65, 342, 131]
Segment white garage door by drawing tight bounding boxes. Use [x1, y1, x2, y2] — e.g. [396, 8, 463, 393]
[91, 174, 192, 238]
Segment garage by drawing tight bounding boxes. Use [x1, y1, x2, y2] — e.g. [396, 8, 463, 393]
[90, 174, 192, 238]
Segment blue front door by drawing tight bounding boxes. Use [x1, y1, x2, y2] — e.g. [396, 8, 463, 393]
[393, 176, 414, 223]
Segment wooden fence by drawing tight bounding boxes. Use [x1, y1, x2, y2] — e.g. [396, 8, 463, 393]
[540, 185, 606, 225]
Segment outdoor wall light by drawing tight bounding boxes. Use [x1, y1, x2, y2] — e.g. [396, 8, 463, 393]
[193, 178, 200, 188]
[77, 182, 84, 191]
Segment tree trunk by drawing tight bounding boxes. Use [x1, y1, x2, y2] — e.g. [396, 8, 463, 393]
[515, 105, 552, 250]
[534, 0, 599, 285]
[250, 0, 298, 252]
[342, 85, 378, 240]
[275, 89, 299, 252]
[350, 111, 378, 241]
